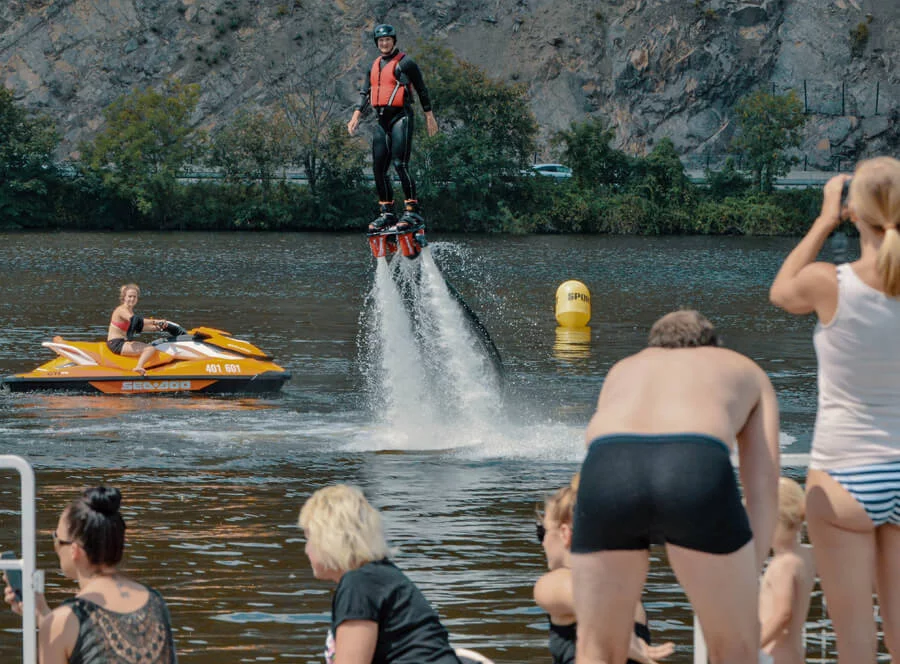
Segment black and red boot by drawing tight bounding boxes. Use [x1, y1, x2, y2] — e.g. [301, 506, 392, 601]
[395, 199, 424, 232]
[368, 201, 398, 234]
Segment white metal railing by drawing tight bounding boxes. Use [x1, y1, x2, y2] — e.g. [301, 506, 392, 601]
[0, 455, 41, 664]
[693, 615, 708, 664]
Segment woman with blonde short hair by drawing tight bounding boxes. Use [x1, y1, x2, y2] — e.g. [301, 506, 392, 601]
[533, 475, 674, 664]
[107, 283, 171, 375]
[770, 157, 900, 663]
[299, 485, 490, 664]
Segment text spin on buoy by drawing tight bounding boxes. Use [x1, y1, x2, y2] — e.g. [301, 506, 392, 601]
[555, 280, 591, 328]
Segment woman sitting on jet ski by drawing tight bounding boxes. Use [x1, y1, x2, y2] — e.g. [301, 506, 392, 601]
[107, 283, 171, 376]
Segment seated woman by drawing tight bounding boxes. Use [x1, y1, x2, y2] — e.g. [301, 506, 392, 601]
[298, 484, 492, 664]
[4, 486, 176, 663]
[108, 283, 170, 375]
[534, 475, 675, 664]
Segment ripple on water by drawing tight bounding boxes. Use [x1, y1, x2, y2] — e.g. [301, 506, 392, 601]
[0, 233, 858, 662]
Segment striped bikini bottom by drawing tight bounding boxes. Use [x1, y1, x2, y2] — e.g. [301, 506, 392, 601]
[829, 461, 900, 527]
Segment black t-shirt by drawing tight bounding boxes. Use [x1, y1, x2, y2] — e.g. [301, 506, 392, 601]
[329, 559, 459, 664]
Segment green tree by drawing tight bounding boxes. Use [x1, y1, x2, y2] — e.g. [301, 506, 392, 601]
[314, 121, 369, 226]
[705, 157, 750, 200]
[552, 116, 631, 189]
[210, 109, 294, 190]
[410, 42, 538, 228]
[280, 82, 344, 197]
[0, 87, 60, 228]
[80, 80, 203, 224]
[270, 11, 347, 198]
[731, 89, 806, 193]
[637, 139, 694, 206]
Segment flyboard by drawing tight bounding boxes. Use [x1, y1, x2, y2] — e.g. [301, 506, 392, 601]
[365, 219, 503, 379]
[367, 221, 427, 260]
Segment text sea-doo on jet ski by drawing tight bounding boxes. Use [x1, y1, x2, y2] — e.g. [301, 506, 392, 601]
[1, 324, 290, 395]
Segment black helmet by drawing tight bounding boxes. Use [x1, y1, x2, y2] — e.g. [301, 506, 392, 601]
[373, 24, 397, 45]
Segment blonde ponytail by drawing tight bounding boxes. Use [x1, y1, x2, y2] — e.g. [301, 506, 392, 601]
[877, 227, 900, 296]
[850, 157, 900, 295]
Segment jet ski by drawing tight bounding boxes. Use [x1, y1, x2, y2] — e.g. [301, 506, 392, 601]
[368, 222, 427, 260]
[1, 324, 290, 395]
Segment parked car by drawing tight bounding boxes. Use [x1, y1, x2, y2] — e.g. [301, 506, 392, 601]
[531, 163, 573, 179]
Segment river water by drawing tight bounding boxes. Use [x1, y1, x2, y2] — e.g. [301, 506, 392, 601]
[0, 232, 860, 663]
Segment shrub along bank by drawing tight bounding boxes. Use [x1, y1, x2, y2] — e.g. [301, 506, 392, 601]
[1, 50, 825, 235]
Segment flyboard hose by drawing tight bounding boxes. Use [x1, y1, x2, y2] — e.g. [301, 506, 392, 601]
[443, 279, 504, 381]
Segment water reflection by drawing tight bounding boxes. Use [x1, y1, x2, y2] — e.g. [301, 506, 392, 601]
[553, 326, 592, 361]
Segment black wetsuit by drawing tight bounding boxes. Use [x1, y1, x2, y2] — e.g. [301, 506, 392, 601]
[357, 49, 433, 203]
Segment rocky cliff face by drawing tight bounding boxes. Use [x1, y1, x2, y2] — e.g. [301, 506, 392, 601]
[2, 0, 898, 168]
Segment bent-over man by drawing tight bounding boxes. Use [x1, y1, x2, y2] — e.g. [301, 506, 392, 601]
[571, 310, 780, 664]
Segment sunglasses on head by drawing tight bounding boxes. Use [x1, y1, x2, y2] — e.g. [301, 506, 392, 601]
[535, 522, 546, 544]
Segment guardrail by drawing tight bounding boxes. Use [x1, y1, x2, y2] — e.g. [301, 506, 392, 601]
[0, 455, 41, 664]
[684, 169, 836, 189]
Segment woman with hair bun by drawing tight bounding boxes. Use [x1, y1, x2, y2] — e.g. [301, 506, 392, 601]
[3, 486, 176, 663]
[298, 484, 491, 664]
[533, 475, 674, 664]
[770, 157, 900, 663]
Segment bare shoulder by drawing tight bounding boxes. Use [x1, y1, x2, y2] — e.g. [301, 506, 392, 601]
[706, 347, 769, 381]
[596, 354, 636, 390]
[533, 568, 573, 613]
[534, 568, 571, 596]
[803, 261, 839, 282]
[42, 603, 75, 626]
[40, 604, 78, 647]
[724, 348, 772, 386]
[606, 354, 637, 375]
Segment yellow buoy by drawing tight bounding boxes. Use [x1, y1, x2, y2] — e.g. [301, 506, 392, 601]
[555, 280, 591, 328]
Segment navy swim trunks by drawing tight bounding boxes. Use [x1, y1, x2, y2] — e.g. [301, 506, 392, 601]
[571, 433, 753, 555]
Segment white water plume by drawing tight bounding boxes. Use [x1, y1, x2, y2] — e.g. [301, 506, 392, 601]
[415, 250, 501, 422]
[360, 247, 504, 449]
[363, 259, 432, 427]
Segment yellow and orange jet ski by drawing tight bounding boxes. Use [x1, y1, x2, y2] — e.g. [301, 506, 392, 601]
[1, 324, 290, 395]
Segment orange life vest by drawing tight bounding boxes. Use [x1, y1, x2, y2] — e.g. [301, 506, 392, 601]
[369, 52, 407, 108]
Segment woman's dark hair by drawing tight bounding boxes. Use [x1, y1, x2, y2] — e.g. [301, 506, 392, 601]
[64, 487, 126, 566]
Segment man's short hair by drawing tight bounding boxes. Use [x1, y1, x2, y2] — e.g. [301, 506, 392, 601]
[647, 310, 721, 348]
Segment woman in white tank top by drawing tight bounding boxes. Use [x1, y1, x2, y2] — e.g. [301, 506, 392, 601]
[770, 157, 900, 664]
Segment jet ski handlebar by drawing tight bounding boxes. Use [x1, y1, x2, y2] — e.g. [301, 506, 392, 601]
[159, 321, 189, 337]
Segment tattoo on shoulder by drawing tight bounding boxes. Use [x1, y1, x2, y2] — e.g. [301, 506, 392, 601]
[116, 580, 131, 599]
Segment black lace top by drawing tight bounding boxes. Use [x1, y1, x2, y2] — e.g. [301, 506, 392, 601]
[62, 585, 176, 664]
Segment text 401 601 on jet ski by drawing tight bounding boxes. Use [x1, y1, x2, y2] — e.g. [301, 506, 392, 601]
[204, 363, 242, 373]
